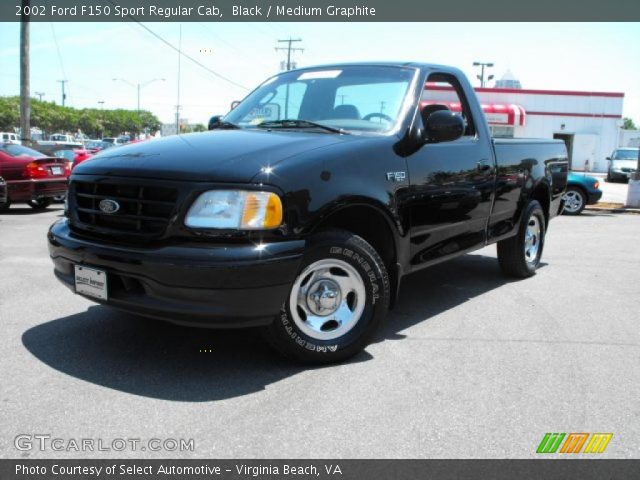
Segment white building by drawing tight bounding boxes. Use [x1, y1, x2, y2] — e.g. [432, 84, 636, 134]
[619, 129, 640, 148]
[424, 82, 625, 173]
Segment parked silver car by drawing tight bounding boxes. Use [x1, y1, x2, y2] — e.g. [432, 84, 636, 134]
[606, 148, 639, 182]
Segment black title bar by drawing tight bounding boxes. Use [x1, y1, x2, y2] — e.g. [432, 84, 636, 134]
[2, 0, 640, 22]
[2, 459, 640, 480]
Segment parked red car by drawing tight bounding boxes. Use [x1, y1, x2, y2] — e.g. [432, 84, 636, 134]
[0, 143, 71, 212]
[71, 149, 94, 170]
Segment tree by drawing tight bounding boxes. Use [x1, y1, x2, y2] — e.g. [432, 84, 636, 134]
[622, 117, 637, 130]
[0, 96, 161, 138]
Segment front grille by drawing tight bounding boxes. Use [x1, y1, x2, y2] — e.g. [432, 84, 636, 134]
[72, 180, 178, 237]
[621, 167, 636, 173]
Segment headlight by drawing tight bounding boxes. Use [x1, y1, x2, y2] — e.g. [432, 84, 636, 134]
[185, 190, 283, 230]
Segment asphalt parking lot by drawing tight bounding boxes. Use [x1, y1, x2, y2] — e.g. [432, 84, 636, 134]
[1, 206, 639, 459]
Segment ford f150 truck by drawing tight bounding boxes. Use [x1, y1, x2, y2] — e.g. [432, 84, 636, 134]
[48, 63, 568, 363]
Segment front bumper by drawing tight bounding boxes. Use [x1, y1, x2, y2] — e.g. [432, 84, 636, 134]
[8, 178, 68, 201]
[48, 219, 304, 328]
[609, 170, 634, 181]
[587, 190, 603, 205]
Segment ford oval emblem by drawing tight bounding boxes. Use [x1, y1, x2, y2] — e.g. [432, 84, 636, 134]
[99, 199, 120, 214]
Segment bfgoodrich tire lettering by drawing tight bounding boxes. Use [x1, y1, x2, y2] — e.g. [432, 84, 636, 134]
[263, 229, 390, 363]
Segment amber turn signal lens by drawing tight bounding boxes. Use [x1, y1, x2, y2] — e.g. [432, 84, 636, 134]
[264, 193, 283, 229]
[240, 192, 282, 229]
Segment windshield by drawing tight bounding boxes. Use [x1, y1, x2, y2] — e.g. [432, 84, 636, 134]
[0, 144, 46, 158]
[102, 138, 115, 144]
[613, 149, 638, 160]
[224, 65, 417, 134]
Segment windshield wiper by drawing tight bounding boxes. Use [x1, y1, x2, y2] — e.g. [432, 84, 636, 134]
[256, 119, 347, 134]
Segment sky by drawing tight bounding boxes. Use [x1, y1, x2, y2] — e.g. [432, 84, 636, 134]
[0, 22, 639, 126]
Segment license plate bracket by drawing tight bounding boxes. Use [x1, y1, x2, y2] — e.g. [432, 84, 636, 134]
[74, 265, 108, 300]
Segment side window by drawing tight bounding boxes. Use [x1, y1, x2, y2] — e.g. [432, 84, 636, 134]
[422, 73, 476, 137]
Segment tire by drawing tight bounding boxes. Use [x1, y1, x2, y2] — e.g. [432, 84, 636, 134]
[497, 200, 546, 278]
[562, 186, 586, 215]
[27, 198, 52, 210]
[263, 229, 390, 364]
[0, 199, 10, 213]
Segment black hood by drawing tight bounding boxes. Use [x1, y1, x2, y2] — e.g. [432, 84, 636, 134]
[74, 130, 355, 182]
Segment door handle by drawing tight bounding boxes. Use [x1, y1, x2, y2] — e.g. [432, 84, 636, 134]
[477, 159, 492, 172]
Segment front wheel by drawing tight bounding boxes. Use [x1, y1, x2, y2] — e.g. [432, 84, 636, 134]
[28, 198, 52, 210]
[0, 199, 10, 213]
[497, 200, 546, 278]
[562, 187, 586, 215]
[263, 229, 390, 364]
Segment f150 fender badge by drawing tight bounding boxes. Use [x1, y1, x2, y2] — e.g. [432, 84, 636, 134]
[386, 171, 406, 182]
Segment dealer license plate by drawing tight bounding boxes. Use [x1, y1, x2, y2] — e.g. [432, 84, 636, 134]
[74, 265, 108, 300]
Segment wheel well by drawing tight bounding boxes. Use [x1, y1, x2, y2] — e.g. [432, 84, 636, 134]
[567, 183, 587, 196]
[312, 205, 398, 303]
[531, 183, 551, 225]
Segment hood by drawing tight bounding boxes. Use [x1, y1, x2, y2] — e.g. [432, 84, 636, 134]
[611, 159, 637, 169]
[73, 130, 354, 182]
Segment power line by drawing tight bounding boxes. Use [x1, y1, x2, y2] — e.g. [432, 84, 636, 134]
[105, 2, 248, 90]
[50, 22, 71, 104]
[196, 23, 272, 70]
[135, 21, 248, 90]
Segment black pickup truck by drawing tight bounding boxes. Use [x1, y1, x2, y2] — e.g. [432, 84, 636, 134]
[48, 63, 568, 363]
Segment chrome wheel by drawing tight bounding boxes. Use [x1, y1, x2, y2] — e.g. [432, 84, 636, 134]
[524, 216, 541, 264]
[563, 190, 584, 214]
[289, 258, 366, 341]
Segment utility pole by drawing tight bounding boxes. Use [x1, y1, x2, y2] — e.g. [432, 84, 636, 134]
[275, 38, 303, 71]
[175, 24, 182, 135]
[57, 80, 68, 106]
[113, 78, 165, 113]
[34, 91, 44, 101]
[473, 61, 494, 88]
[19, 0, 30, 145]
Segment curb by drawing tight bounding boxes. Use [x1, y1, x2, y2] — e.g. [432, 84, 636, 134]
[585, 204, 640, 214]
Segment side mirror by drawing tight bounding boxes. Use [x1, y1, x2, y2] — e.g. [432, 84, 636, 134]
[423, 110, 465, 143]
[208, 115, 224, 130]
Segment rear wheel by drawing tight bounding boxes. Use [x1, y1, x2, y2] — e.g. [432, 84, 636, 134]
[28, 198, 52, 210]
[497, 200, 546, 278]
[562, 187, 586, 215]
[263, 229, 390, 364]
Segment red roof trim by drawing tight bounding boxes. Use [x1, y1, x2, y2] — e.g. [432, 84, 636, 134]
[426, 84, 624, 98]
[527, 111, 622, 119]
